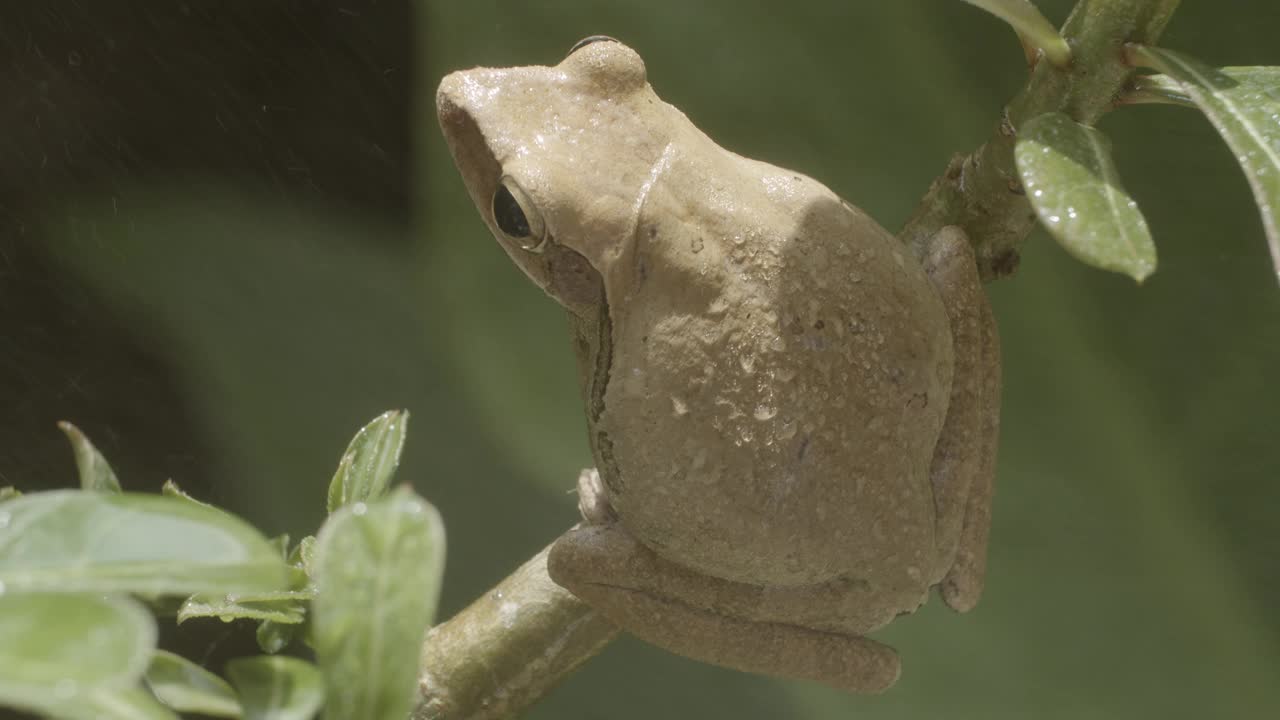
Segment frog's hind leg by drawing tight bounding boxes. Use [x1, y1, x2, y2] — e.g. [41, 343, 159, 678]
[940, 288, 1000, 611]
[919, 227, 1002, 613]
[548, 523, 902, 693]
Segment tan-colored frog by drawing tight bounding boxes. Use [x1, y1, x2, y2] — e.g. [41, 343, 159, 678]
[437, 36, 1001, 693]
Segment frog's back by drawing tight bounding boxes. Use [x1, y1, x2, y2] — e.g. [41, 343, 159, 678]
[599, 138, 953, 589]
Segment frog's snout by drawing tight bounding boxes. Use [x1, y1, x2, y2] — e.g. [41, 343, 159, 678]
[434, 72, 468, 124]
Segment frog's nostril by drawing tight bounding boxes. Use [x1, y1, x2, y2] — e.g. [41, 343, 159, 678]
[435, 75, 465, 120]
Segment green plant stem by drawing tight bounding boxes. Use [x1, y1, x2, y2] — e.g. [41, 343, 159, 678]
[414, 539, 618, 720]
[900, 0, 1181, 279]
[414, 1, 1185, 717]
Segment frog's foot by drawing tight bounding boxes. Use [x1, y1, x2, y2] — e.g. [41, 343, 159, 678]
[575, 467, 616, 524]
[939, 290, 1000, 612]
[548, 524, 901, 693]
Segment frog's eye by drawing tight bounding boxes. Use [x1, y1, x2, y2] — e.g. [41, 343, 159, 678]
[567, 35, 618, 56]
[492, 178, 547, 253]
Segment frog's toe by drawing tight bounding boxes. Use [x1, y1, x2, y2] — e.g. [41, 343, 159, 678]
[575, 467, 616, 524]
[939, 550, 985, 612]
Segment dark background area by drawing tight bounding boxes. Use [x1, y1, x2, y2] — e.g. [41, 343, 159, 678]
[2, 1, 1277, 718]
[1, 1, 412, 505]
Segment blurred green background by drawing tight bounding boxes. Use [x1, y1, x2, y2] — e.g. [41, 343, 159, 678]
[2, 1, 1278, 718]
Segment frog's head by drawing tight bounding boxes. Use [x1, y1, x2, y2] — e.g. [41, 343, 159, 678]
[437, 37, 674, 318]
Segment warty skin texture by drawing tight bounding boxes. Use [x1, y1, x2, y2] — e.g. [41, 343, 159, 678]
[437, 37, 1000, 693]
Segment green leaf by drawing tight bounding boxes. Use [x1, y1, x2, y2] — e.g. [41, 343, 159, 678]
[179, 589, 313, 624]
[256, 619, 301, 654]
[1016, 112, 1157, 281]
[161, 479, 217, 509]
[292, 535, 316, 577]
[57, 421, 122, 493]
[49, 686, 181, 720]
[0, 487, 18, 503]
[225, 656, 324, 720]
[144, 650, 242, 717]
[269, 533, 291, 559]
[0, 593, 156, 717]
[253, 538, 314, 654]
[960, 0, 1070, 67]
[1127, 47, 1280, 282]
[0, 490, 290, 595]
[312, 488, 445, 720]
[1125, 67, 1279, 108]
[327, 410, 410, 514]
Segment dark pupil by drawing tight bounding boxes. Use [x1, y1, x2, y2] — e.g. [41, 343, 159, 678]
[493, 184, 531, 238]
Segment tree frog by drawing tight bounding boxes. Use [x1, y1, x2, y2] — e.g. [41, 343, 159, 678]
[436, 36, 1001, 693]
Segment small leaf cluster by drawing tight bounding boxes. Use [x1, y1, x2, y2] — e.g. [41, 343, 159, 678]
[0, 410, 443, 720]
[968, 0, 1280, 283]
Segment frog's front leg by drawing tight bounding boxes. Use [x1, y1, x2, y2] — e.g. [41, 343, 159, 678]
[548, 520, 901, 693]
[918, 227, 1002, 612]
